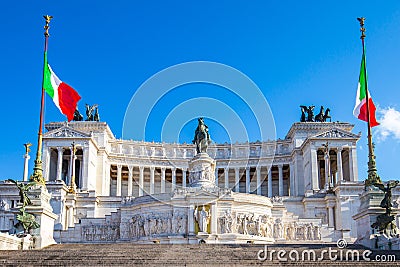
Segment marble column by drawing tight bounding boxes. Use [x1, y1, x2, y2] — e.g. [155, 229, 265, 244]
[327, 205, 335, 228]
[82, 146, 89, 190]
[268, 167, 272, 197]
[310, 147, 320, 191]
[161, 167, 166, 193]
[324, 152, 330, 189]
[215, 167, 218, 186]
[116, 164, 122, 197]
[150, 166, 155, 194]
[289, 163, 294, 196]
[336, 147, 343, 182]
[210, 203, 217, 234]
[256, 167, 261, 195]
[188, 204, 195, 235]
[56, 147, 64, 181]
[23, 153, 30, 182]
[139, 166, 144, 197]
[224, 167, 229, 189]
[128, 165, 133, 196]
[245, 167, 250, 193]
[171, 168, 176, 191]
[278, 164, 283, 196]
[234, 167, 240, 192]
[67, 206, 74, 228]
[68, 150, 74, 186]
[182, 168, 187, 187]
[349, 146, 358, 181]
[43, 147, 51, 181]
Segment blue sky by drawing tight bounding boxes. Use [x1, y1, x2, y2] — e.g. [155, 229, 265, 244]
[0, 1, 399, 182]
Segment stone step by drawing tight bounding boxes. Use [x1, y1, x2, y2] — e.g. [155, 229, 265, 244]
[1, 243, 400, 266]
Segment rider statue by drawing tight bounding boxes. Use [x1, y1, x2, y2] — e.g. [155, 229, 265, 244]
[192, 117, 212, 154]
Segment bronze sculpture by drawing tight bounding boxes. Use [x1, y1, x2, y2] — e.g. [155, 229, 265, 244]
[315, 106, 325, 122]
[85, 104, 100, 121]
[7, 179, 36, 207]
[73, 109, 83, 121]
[192, 118, 211, 154]
[7, 179, 40, 234]
[300, 105, 331, 122]
[371, 180, 400, 237]
[323, 108, 331, 122]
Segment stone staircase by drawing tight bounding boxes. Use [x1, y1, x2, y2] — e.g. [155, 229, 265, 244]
[1, 243, 400, 266]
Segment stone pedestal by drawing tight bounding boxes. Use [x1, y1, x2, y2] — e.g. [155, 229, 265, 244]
[26, 186, 58, 249]
[352, 189, 387, 248]
[188, 153, 216, 188]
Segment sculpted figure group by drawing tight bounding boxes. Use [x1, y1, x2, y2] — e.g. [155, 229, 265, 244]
[300, 105, 331, 122]
[82, 223, 120, 242]
[127, 211, 187, 239]
[72, 104, 100, 122]
[217, 211, 321, 241]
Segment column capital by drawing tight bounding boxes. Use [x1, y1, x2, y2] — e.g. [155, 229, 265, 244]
[256, 166, 261, 171]
[337, 146, 343, 152]
[117, 164, 123, 169]
[150, 166, 155, 171]
[127, 165, 134, 171]
[224, 167, 229, 171]
[139, 166, 145, 171]
[234, 167, 240, 172]
[278, 163, 283, 169]
[171, 167, 176, 173]
[161, 166, 166, 172]
[57, 146, 65, 152]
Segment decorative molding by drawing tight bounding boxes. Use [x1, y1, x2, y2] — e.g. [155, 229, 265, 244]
[44, 126, 91, 138]
[312, 128, 361, 139]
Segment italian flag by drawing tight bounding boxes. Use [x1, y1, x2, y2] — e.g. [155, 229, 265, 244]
[43, 52, 81, 121]
[353, 51, 379, 127]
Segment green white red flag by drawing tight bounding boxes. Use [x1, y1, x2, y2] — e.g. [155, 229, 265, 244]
[43, 52, 80, 121]
[353, 51, 379, 127]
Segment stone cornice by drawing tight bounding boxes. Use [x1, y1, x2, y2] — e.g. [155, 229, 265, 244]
[285, 122, 355, 139]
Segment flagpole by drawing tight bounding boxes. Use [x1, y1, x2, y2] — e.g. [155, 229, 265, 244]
[357, 17, 381, 186]
[30, 15, 53, 186]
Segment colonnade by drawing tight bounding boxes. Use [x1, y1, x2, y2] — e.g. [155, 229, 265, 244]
[44, 146, 88, 190]
[109, 163, 292, 198]
[311, 146, 357, 191]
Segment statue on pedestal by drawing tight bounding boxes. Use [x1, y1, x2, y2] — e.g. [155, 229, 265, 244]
[194, 205, 210, 233]
[371, 180, 400, 237]
[192, 118, 211, 154]
[7, 179, 40, 234]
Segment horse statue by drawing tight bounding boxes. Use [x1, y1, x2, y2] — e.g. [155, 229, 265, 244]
[300, 106, 307, 122]
[306, 105, 315, 122]
[93, 107, 100, 122]
[85, 104, 98, 121]
[192, 117, 211, 154]
[73, 109, 84, 121]
[315, 106, 325, 122]
[323, 108, 331, 122]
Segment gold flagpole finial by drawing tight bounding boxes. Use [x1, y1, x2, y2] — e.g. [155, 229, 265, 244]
[43, 15, 53, 37]
[357, 17, 366, 40]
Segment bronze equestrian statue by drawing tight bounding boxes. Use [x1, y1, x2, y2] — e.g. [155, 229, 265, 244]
[323, 108, 331, 122]
[315, 106, 325, 122]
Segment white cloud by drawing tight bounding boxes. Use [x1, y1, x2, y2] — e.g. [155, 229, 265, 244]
[375, 107, 400, 142]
